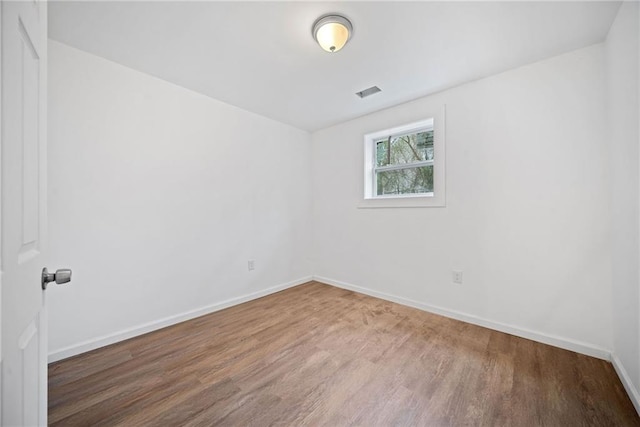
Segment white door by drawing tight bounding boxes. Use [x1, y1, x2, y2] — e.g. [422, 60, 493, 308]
[1, 0, 49, 425]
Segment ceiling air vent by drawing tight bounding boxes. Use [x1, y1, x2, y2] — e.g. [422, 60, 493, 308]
[356, 86, 381, 99]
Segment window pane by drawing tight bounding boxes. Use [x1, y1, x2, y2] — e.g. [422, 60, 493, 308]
[376, 139, 389, 167]
[376, 165, 433, 196]
[376, 130, 433, 167]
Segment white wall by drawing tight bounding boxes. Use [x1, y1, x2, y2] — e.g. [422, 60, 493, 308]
[312, 44, 613, 356]
[606, 0, 640, 408]
[47, 41, 312, 360]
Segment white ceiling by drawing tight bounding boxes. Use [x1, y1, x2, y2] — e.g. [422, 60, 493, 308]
[49, 1, 621, 131]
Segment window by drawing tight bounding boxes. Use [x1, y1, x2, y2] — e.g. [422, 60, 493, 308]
[362, 107, 445, 208]
[373, 122, 434, 196]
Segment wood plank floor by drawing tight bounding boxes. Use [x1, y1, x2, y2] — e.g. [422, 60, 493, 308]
[49, 281, 640, 426]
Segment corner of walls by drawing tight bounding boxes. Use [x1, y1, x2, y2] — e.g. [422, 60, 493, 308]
[310, 40, 640, 407]
[612, 353, 640, 416]
[604, 0, 640, 414]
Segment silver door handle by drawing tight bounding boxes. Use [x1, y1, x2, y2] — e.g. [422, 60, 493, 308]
[42, 267, 72, 290]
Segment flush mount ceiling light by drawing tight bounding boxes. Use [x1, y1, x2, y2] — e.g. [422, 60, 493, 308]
[312, 14, 353, 53]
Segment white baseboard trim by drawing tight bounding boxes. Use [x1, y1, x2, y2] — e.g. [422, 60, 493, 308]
[48, 276, 313, 363]
[314, 276, 612, 361]
[611, 353, 640, 416]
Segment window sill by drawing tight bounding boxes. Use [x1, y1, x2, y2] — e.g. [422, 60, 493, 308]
[358, 195, 446, 209]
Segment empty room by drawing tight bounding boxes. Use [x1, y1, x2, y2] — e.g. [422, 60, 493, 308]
[1, 0, 640, 425]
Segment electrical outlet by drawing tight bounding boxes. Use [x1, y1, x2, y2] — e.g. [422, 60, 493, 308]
[248, 260, 255, 271]
[452, 270, 463, 284]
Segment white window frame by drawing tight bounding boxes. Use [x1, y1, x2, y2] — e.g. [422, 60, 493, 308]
[360, 106, 446, 208]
